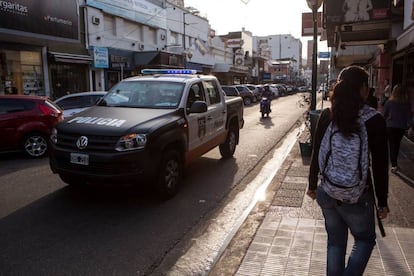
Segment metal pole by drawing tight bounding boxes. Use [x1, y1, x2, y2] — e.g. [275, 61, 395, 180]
[183, 13, 186, 51]
[310, 5, 318, 111]
[183, 13, 186, 69]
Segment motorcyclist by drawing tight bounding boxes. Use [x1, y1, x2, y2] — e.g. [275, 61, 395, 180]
[261, 85, 273, 99]
[260, 85, 272, 115]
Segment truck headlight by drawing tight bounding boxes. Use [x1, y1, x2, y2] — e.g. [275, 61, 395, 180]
[115, 133, 147, 151]
[50, 128, 58, 144]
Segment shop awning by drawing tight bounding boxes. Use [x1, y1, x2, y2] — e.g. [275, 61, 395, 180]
[49, 51, 93, 64]
[186, 62, 204, 72]
[134, 51, 159, 65]
[213, 63, 249, 74]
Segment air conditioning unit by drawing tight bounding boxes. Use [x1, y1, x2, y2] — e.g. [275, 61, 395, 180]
[139, 44, 145, 50]
[92, 16, 100, 25]
[235, 57, 243, 66]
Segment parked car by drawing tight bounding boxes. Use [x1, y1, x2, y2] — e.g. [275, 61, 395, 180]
[221, 85, 241, 97]
[245, 84, 261, 101]
[285, 84, 294, 94]
[269, 84, 280, 98]
[0, 95, 63, 158]
[234, 85, 255, 105]
[222, 85, 255, 105]
[298, 86, 309, 92]
[54, 91, 107, 118]
[275, 84, 288, 96]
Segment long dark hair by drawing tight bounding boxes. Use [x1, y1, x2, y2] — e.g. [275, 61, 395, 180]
[390, 84, 408, 104]
[331, 66, 368, 135]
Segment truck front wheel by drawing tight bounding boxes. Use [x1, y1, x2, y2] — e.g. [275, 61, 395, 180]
[157, 149, 182, 199]
[219, 125, 237, 158]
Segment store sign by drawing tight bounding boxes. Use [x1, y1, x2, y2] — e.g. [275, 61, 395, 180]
[319, 52, 330, 58]
[0, 0, 79, 41]
[262, 72, 271, 80]
[325, 0, 390, 25]
[302, 12, 323, 37]
[110, 55, 129, 68]
[93, 47, 109, 68]
[226, 39, 244, 48]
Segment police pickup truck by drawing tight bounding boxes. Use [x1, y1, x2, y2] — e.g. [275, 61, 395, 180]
[49, 69, 244, 198]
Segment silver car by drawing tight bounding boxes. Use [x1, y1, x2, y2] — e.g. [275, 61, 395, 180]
[54, 91, 107, 118]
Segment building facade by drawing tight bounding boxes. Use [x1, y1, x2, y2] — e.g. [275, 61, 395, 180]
[0, 0, 91, 99]
[0, 0, 307, 100]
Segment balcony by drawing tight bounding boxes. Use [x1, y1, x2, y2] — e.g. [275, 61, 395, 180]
[323, 0, 401, 68]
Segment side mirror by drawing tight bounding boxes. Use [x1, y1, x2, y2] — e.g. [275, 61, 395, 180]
[189, 101, 207, 113]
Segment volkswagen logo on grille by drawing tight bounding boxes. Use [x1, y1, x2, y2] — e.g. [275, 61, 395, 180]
[76, 136, 88, 149]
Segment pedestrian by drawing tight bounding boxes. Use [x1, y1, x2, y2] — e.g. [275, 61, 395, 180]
[307, 65, 389, 276]
[381, 79, 391, 106]
[366, 87, 377, 109]
[383, 84, 412, 173]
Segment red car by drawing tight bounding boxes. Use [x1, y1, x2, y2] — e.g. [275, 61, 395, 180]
[0, 95, 63, 158]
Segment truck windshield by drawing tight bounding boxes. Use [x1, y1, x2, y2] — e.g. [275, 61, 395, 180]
[102, 81, 184, 109]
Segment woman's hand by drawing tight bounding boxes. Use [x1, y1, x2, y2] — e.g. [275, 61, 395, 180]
[307, 189, 317, 200]
[378, 206, 390, 219]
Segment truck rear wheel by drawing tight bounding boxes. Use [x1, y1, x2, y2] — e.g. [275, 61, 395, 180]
[219, 125, 237, 158]
[157, 149, 182, 199]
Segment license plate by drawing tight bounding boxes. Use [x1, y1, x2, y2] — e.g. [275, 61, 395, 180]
[70, 153, 89, 165]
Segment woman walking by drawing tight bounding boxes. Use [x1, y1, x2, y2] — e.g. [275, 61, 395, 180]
[307, 66, 389, 276]
[383, 84, 412, 173]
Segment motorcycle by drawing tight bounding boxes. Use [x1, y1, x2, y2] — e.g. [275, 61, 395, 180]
[260, 97, 271, 118]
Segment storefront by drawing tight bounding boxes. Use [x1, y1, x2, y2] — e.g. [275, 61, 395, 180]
[48, 52, 92, 100]
[0, 45, 44, 96]
[106, 49, 137, 90]
[0, 0, 89, 99]
[213, 63, 249, 85]
[133, 51, 184, 75]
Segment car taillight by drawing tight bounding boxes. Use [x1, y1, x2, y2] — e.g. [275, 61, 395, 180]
[39, 103, 61, 118]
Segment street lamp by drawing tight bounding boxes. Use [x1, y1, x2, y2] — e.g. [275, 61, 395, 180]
[306, 0, 323, 111]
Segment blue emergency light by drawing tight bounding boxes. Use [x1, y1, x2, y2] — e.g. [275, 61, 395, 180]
[141, 69, 197, 75]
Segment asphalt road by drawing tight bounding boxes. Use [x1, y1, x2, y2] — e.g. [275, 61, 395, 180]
[0, 93, 308, 275]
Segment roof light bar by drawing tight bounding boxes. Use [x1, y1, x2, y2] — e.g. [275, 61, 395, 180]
[141, 69, 197, 75]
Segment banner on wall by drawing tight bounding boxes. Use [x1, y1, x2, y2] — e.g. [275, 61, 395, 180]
[302, 12, 323, 37]
[325, 0, 390, 25]
[93, 47, 109, 68]
[0, 0, 79, 41]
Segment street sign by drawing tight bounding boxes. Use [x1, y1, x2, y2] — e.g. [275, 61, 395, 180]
[319, 52, 330, 58]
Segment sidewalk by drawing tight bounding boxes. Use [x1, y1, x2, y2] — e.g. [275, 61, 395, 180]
[211, 136, 414, 275]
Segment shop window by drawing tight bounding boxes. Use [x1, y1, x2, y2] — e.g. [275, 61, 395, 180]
[0, 50, 43, 96]
[50, 63, 88, 100]
[107, 71, 120, 90]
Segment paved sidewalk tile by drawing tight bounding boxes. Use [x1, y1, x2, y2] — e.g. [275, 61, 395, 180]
[236, 207, 414, 276]
[233, 131, 414, 276]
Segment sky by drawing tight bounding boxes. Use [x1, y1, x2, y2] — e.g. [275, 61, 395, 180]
[183, 0, 328, 58]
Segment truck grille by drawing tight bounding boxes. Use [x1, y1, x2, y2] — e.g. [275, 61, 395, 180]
[57, 132, 119, 152]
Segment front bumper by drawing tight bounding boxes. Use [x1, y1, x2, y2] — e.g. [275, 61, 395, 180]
[49, 145, 159, 183]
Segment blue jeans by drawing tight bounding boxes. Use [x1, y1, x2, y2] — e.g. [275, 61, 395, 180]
[316, 186, 376, 276]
